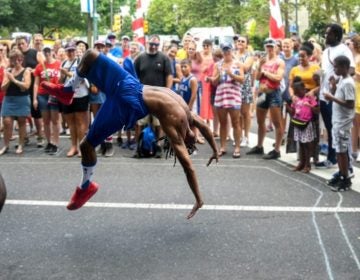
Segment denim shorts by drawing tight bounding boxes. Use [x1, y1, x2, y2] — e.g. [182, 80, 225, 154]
[37, 94, 59, 112]
[256, 89, 282, 109]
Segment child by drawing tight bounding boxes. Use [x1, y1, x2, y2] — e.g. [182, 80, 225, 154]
[178, 59, 198, 112]
[287, 76, 319, 173]
[178, 59, 201, 144]
[324, 55, 355, 191]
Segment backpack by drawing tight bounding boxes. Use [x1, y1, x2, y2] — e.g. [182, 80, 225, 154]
[136, 125, 157, 158]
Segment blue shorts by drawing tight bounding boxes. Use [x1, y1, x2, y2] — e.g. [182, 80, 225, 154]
[84, 54, 148, 147]
[89, 91, 106, 104]
[38, 94, 59, 112]
[256, 89, 282, 109]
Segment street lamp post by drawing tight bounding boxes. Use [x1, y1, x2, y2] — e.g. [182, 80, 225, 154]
[295, 0, 298, 34]
[93, 0, 98, 43]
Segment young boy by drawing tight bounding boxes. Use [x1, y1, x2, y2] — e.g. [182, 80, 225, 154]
[324, 55, 355, 191]
[178, 59, 198, 112]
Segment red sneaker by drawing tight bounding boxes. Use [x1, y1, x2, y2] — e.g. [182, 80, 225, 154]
[41, 81, 74, 105]
[67, 181, 99, 210]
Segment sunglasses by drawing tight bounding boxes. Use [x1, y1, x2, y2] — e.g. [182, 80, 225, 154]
[149, 42, 160, 47]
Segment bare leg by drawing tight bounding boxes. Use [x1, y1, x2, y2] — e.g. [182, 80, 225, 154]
[256, 107, 267, 147]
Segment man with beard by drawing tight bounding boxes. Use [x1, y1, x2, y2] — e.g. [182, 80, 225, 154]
[134, 35, 173, 157]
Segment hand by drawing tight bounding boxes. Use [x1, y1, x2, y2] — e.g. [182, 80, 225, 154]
[33, 99, 38, 110]
[206, 152, 219, 166]
[323, 92, 333, 101]
[329, 75, 337, 88]
[259, 57, 266, 66]
[6, 71, 15, 82]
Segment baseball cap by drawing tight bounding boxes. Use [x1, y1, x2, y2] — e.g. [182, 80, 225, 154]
[221, 42, 233, 51]
[65, 41, 76, 51]
[107, 33, 116, 39]
[264, 38, 277, 46]
[94, 40, 105, 47]
[105, 39, 113, 46]
[121, 35, 130, 41]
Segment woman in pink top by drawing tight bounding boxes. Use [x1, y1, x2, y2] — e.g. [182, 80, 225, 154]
[200, 39, 214, 124]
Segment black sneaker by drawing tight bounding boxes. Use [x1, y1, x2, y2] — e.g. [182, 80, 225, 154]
[104, 142, 114, 157]
[96, 143, 106, 155]
[48, 144, 59, 155]
[327, 174, 341, 187]
[155, 144, 162, 158]
[44, 143, 53, 153]
[246, 146, 264, 155]
[263, 149, 280, 160]
[330, 177, 352, 192]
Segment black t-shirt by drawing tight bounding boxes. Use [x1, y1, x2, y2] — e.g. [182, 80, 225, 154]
[134, 52, 172, 87]
[23, 48, 38, 69]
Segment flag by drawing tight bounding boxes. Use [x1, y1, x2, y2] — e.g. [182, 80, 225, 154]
[269, 0, 285, 39]
[132, 0, 145, 45]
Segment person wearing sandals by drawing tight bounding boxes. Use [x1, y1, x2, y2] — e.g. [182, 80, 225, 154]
[0, 50, 31, 155]
[208, 42, 244, 158]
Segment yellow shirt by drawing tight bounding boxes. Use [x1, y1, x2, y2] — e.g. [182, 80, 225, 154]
[355, 61, 360, 113]
[176, 48, 188, 61]
[289, 64, 320, 90]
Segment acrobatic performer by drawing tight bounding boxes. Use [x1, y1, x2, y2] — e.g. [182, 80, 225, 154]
[0, 173, 6, 213]
[42, 49, 218, 219]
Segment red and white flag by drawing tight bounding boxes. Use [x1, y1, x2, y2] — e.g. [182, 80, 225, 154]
[132, 0, 145, 45]
[269, 0, 285, 39]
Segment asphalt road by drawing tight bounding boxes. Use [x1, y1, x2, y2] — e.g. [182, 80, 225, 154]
[0, 135, 360, 280]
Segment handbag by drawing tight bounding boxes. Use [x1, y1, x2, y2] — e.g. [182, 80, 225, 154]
[291, 117, 309, 130]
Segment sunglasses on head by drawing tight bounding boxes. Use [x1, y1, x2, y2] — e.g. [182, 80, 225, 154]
[149, 42, 160, 47]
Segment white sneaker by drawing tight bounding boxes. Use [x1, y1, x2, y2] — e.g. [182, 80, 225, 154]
[240, 137, 249, 147]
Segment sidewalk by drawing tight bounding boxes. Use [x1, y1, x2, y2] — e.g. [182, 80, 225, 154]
[248, 132, 360, 194]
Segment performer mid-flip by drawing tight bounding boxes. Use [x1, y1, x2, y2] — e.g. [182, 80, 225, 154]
[42, 49, 218, 219]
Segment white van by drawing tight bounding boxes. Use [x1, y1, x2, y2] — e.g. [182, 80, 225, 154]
[183, 26, 235, 50]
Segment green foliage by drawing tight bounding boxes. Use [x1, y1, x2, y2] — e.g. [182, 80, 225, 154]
[354, 22, 360, 34]
[147, 0, 270, 38]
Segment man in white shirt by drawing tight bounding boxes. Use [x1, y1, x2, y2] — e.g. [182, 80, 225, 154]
[316, 23, 355, 169]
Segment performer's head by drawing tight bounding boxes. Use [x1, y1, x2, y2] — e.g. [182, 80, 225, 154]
[0, 173, 7, 213]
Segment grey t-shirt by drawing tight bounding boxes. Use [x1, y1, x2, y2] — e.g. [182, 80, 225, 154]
[332, 76, 355, 130]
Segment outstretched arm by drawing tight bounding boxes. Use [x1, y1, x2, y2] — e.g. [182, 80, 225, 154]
[161, 123, 204, 219]
[191, 113, 218, 166]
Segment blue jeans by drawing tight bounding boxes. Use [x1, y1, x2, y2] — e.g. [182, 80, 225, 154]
[320, 100, 336, 164]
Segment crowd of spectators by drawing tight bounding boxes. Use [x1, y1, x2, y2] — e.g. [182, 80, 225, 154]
[0, 24, 359, 191]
